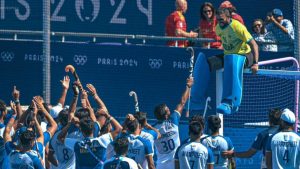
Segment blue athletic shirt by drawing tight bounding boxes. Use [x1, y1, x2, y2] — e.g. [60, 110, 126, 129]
[153, 111, 181, 166]
[201, 135, 234, 169]
[175, 140, 214, 169]
[266, 131, 300, 169]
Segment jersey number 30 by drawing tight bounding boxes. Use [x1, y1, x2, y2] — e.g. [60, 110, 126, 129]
[161, 139, 175, 152]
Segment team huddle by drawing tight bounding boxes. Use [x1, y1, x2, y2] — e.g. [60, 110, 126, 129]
[1, 70, 299, 169]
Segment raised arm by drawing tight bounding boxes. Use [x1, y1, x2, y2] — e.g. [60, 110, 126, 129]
[34, 96, 58, 137]
[32, 101, 44, 144]
[12, 86, 22, 118]
[69, 82, 80, 121]
[58, 76, 70, 107]
[86, 84, 108, 113]
[175, 77, 194, 115]
[81, 89, 96, 122]
[4, 107, 17, 143]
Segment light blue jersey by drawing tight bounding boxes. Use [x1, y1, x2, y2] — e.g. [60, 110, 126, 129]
[153, 111, 180, 169]
[201, 135, 234, 169]
[102, 156, 139, 169]
[175, 141, 214, 169]
[140, 129, 158, 151]
[65, 133, 113, 169]
[50, 131, 76, 169]
[266, 131, 300, 169]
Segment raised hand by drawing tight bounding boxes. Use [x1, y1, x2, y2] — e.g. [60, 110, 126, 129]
[10, 101, 17, 115]
[60, 76, 70, 90]
[12, 86, 20, 100]
[33, 96, 44, 110]
[72, 82, 80, 96]
[86, 84, 97, 96]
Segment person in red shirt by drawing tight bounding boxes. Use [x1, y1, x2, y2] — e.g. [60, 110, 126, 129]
[219, 1, 244, 25]
[199, 2, 222, 49]
[165, 0, 198, 47]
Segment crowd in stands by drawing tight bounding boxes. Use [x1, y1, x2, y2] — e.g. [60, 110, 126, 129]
[165, 0, 295, 52]
[0, 72, 299, 169]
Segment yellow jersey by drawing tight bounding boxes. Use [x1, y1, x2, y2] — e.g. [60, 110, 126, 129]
[216, 19, 253, 55]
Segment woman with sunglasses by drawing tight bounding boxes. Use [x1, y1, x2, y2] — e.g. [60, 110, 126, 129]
[198, 2, 222, 49]
[252, 19, 277, 52]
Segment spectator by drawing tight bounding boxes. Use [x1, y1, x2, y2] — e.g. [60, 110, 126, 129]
[223, 108, 282, 169]
[175, 121, 214, 169]
[266, 108, 300, 169]
[265, 9, 294, 52]
[198, 2, 222, 49]
[252, 19, 277, 52]
[153, 77, 193, 169]
[102, 136, 139, 169]
[219, 1, 244, 24]
[202, 115, 235, 169]
[165, 0, 198, 47]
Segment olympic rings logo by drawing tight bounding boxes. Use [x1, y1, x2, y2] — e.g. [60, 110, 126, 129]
[73, 55, 87, 65]
[1, 51, 14, 62]
[148, 59, 163, 69]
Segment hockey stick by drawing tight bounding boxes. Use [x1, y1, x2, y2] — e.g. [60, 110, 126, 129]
[185, 47, 195, 117]
[65, 65, 84, 91]
[129, 91, 139, 113]
[202, 97, 211, 118]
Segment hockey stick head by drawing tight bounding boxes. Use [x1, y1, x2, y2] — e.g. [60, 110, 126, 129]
[65, 65, 75, 73]
[129, 91, 138, 103]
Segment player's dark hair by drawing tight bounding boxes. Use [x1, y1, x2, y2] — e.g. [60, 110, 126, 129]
[58, 109, 69, 127]
[154, 103, 168, 121]
[80, 118, 94, 136]
[114, 136, 129, 156]
[0, 100, 6, 117]
[19, 130, 35, 148]
[134, 112, 147, 127]
[200, 2, 216, 20]
[268, 108, 282, 125]
[207, 115, 221, 133]
[189, 115, 205, 129]
[126, 118, 139, 133]
[99, 118, 111, 136]
[189, 121, 203, 136]
[216, 8, 231, 18]
[75, 108, 90, 119]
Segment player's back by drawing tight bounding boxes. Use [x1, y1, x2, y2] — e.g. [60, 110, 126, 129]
[154, 111, 181, 168]
[127, 134, 153, 169]
[201, 135, 234, 169]
[269, 131, 300, 169]
[50, 131, 75, 169]
[176, 141, 214, 169]
[102, 156, 138, 169]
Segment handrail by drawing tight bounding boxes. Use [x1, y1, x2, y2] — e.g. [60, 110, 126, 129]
[0, 29, 295, 46]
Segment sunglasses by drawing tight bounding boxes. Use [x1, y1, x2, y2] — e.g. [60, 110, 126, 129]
[253, 24, 262, 28]
[203, 10, 212, 13]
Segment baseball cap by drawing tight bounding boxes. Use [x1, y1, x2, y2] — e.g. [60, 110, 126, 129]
[272, 8, 283, 17]
[220, 1, 233, 8]
[281, 108, 295, 124]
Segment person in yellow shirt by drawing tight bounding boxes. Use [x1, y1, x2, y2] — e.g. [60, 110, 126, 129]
[190, 8, 259, 115]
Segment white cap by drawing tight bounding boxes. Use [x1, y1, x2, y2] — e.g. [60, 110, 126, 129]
[281, 108, 296, 124]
